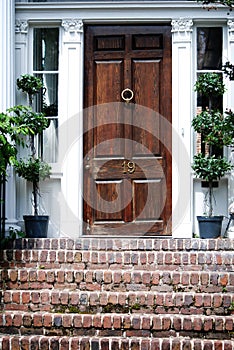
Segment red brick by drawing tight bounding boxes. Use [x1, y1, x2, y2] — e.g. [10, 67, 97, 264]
[10, 270, 18, 282]
[13, 314, 22, 327]
[215, 317, 224, 331]
[73, 315, 82, 328]
[161, 339, 170, 350]
[103, 315, 112, 329]
[19, 271, 28, 282]
[23, 314, 32, 327]
[213, 294, 222, 308]
[173, 317, 181, 331]
[49, 251, 56, 262]
[183, 318, 192, 331]
[193, 317, 202, 331]
[60, 292, 69, 305]
[51, 291, 60, 305]
[37, 270, 46, 282]
[194, 340, 202, 350]
[29, 271, 37, 282]
[220, 273, 228, 286]
[11, 338, 20, 350]
[225, 317, 233, 331]
[204, 318, 213, 331]
[63, 315, 72, 328]
[165, 253, 172, 264]
[214, 341, 223, 350]
[41, 291, 50, 304]
[93, 314, 102, 328]
[162, 317, 171, 330]
[142, 272, 151, 285]
[3, 291, 11, 303]
[203, 295, 212, 307]
[113, 315, 121, 329]
[123, 315, 131, 329]
[83, 315, 92, 328]
[171, 339, 181, 350]
[152, 272, 160, 285]
[31, 292, 40, 304]
[152, 316, 161, 330]
[182, 339, 192, 350]
[108, 293, 118, 304]
[43, 314, 52, 327]
[113, 271, 122, 284]
[75, 271, 83, 283]
[151, 339, 160, 350]
[181, 273, 189, 285]
[132, 316, 141, 329]
[191, 272, 199, 285]
[33, 314, 43, 327]
[139, 252, 147, 264]
[203, 341, 213, 350]
[103, 271, 112, 283]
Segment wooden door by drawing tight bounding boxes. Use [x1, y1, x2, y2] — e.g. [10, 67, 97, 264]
[83, 25, 172, 235]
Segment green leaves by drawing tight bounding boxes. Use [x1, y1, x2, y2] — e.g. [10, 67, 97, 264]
[192, 109, 234, 147]
[17, 74, 43, 96]
[194, 73, 225, 97]
[8, 105, 49, 135]
[15, 157, 51, 183]
[192, 154, 233, 182]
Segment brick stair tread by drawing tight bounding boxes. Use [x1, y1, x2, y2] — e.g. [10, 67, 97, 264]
[4, 238, 234, 251]
[1, 311, 234, 332]
[1, 290, 233, 315]
[1, 268, 234, 294]
[1, 249, 234, 269]
[1, 335, 234, 350]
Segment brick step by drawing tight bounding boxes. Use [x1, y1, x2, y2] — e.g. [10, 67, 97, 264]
[0, 312, 233, 340]
[1, 290, 234, 316]
[1, 335, 234, 350]
[1, 248, 234, 271]
[5, 238, 234, 252]
[1, 268, 233, 293]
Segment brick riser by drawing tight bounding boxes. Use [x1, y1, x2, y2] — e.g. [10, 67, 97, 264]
[0, 238, 234, 350]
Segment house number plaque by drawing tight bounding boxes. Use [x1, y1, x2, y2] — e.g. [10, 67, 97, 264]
[122, 160, 136, 174]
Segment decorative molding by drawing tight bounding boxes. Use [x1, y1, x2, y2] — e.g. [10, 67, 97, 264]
[62, 19, 83, 33]
[171, 18, 193, 33]
[171, 18, 193, 43]
[15, 19, 28, 34]
[228, 19, 234, 41]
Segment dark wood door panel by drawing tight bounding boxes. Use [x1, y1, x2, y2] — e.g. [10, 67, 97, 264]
[84, 24, 172, 236]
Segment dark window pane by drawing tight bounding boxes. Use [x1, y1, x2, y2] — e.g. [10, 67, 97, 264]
[33, 28, 59, 71]
[197, 27, 222, 70]
[34, 73, 58, 117]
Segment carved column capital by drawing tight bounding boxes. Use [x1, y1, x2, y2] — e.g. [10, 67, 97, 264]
[61, 19, 83, 41]
[15, 19, 28, 34]
[228, 19, 234, 41]
[171, 18, 193, 42]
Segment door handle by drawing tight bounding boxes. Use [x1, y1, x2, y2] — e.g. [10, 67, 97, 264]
[121, 88, 134, 103]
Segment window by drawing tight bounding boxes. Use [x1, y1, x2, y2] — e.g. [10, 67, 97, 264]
[33, 27, 59, 163]
[196, 27, 223, 156]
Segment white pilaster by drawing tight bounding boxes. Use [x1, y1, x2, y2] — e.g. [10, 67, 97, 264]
[14, 18, 29, 224]
[226, 20, 234, 236]
[59, 19, 84, 237]
[171, 18, 193, 238]
[0, 0, 19, 232]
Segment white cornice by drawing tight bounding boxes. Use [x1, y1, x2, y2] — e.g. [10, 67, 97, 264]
[15, 1, 233, 22]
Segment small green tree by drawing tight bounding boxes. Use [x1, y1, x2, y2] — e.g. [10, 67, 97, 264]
[14, 74, 51, 216]
[192, 73, 234, 216]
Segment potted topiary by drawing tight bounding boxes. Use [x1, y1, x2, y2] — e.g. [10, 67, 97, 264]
[192, 73, 234, 238]
[14, 74, 51, 238]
